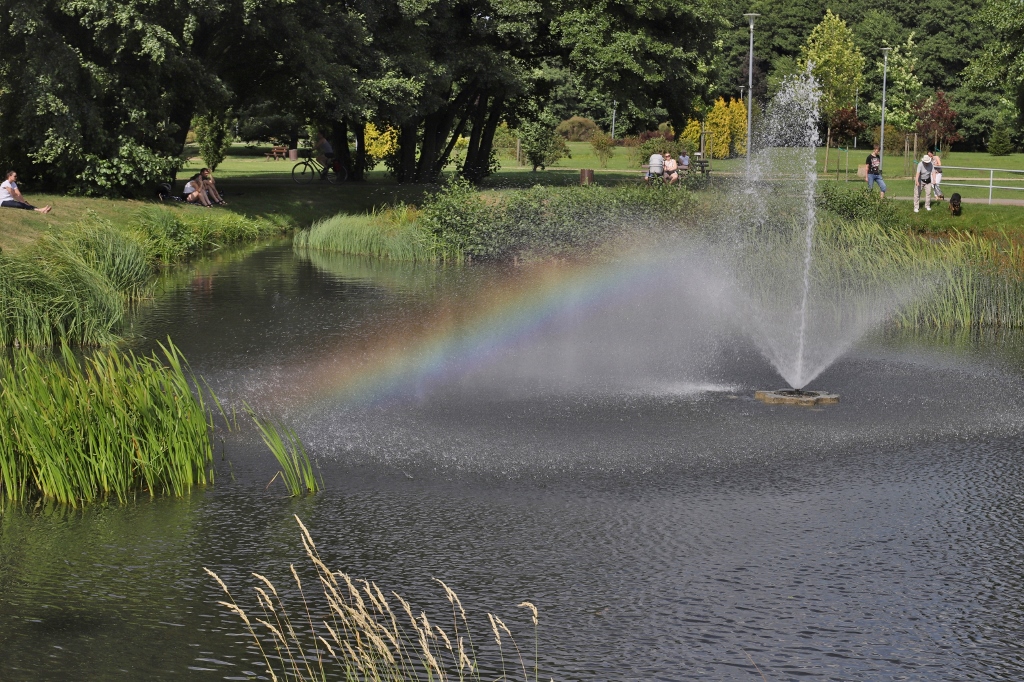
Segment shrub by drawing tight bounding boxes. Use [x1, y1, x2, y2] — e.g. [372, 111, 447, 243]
[77, 137, 182, 198]
[519, 120, 571, 170]
[629, 138, 687, 168]
[364, 122, 399, 171]
[728, 98, 748, 156]
[192, 111, 234, 171]
[679, 119, 702, 153]
[705, 97, 732, 159]
[590, 131, 616, 167]
[816, 181, 907, 236]
[988, 124, 1014, 156]
[493, 122, 520, 162]
[556, 116, 600, 141]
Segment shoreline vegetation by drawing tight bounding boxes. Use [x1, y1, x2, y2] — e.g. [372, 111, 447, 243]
[0, 207, 285, 348]
[209, 515, 544, 682]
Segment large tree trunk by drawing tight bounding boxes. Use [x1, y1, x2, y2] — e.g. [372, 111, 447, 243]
[351, 117, 366, 181]
[332, 119, 351, 179]
[396, 122, 419, 183]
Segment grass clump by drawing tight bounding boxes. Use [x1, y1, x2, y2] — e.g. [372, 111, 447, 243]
[208, 515, 544, 682]
[250, 413, 320, 496]
[0, 341, 213, 506]
[817, 181, 907, 235]
[294, 204, 436, 262]
[422, 177, 693, 261]
[137, 206, 286, 263]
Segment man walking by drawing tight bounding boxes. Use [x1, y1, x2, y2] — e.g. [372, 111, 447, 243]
[865, 146, 886, 198]
[914, 153, 934, 212]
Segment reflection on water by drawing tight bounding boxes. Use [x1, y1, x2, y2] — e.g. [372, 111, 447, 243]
[3, 243, 1024, 680]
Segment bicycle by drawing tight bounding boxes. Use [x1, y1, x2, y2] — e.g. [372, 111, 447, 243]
[291, 151, 348, 184]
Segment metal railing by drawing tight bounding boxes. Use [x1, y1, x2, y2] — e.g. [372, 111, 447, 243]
[938, 166, 1024, 204]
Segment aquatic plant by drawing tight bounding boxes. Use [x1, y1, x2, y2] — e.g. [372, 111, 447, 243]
[0, 342, 213, 506]
[208, 515, 543, 682]
[294, 204, 436, 263]
[0, 221, 153, 347]
[250, 413, 320, 496]
[137, 206, 284, 263]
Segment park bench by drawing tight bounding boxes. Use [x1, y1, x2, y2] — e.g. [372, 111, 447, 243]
[265, 146, 288, 161]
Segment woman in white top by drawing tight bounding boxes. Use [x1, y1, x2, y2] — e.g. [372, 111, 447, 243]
[930, 149, 944, 200]
[663, 152, 679, 184]
[183, 174, 213, 206]
[0, 171, 51, 213]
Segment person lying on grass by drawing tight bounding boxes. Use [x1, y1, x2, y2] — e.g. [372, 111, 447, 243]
[183, 174, 213, 206]
[0, 171, 51, 213]
[200, 168, 226, 205]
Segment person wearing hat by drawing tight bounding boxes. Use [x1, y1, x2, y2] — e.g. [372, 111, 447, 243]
[914, 153, 935, 212]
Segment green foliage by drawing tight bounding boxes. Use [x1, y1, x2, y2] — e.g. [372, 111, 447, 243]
[816, 182, 907, 235]
[250, 414, 319, 496]
[988, 124, 1015, 155]
[556, 116, 600, 142]
[704, 98, 732, 159]
[519, 120, 571, 171]
[0, 342, 213, 506]
[137, 207, 283, 264]
[192, 113, 235, 171]
[867, 35, 922, 133]
[631, 138, 687, 168]
[78, 138, 182, 198]
[423, 179, 693, 261]
[798, 10, 865, 121]
[590, 131, 616, 167]
[294, 204, 436, 262]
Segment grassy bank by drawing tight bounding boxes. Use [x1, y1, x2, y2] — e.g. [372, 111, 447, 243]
[296, 180, 694, 263]
[0, 208, 284, 347]
[0, 343, 213, 506]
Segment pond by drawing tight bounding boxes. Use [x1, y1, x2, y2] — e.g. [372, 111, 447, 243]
[2, 242, 1024, 680]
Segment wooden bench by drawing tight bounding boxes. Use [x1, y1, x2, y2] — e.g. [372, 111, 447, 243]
[265, 146, 288, 161]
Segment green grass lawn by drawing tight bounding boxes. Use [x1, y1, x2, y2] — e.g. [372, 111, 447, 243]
[4, 141, 1022, 255]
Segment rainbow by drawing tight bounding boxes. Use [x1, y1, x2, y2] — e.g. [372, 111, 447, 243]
[270, 256, 670, 409]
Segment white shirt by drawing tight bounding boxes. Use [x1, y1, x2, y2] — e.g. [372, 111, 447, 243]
[183, 181, 198, 194]
[648, 153, 664, 171]
[0, 180, 16, 203]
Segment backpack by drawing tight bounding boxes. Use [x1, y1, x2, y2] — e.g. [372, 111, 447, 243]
[949, 193, 962, 216]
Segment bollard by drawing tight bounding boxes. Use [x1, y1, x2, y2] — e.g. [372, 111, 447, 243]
[580, 169, 595, 185]
[288, 149, 299, 161]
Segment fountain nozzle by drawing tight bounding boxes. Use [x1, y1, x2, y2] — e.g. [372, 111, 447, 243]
[754, 389, 839, 406]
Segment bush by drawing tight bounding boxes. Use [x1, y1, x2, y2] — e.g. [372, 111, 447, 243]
[192, 112, 234, 171]
[590, 131, 616, 167]
[988, 124, 1014, 156]
[816, 182, 907, 236]
[422, 179, 692, 261]
[629, 138, 688, 168]
[519, 120, 571, 171]
[77, 138, 182, 198]
[556, 116, 600, 142]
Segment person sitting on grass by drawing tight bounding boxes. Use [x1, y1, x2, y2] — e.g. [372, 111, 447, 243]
[183, 174, 213, 206]
[663, 151, 679, 184]
[0, 171, 51, 213]
[200, 168, 226, 205]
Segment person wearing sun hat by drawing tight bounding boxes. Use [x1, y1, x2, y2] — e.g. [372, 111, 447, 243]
[914, 152, 935, 212]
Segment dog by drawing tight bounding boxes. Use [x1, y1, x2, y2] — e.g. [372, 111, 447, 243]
[949, 192, 962, 216]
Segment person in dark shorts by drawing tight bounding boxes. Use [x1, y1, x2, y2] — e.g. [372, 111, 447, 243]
[865, 147, 886, 198]
[0, 171, 51, 213]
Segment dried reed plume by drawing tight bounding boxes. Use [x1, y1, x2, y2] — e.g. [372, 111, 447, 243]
[207, 515, 545, 682]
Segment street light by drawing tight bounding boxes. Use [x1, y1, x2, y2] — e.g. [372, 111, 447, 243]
[880, 47, 891, 173]
[744, 13, 760, 167]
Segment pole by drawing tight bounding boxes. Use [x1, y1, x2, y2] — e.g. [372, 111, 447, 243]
[744, 13, 760, 169]
[880, 47, 891, 175]
[853, 86, 858, 149]
[611, 100, 617, 140]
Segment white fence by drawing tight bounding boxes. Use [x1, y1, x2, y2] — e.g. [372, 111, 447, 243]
[939, 166, 1024, 204]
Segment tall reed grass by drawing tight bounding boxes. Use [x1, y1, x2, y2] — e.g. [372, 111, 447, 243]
[0, 342, 213, 506]
[294, 204, 436, 262]
[208, 515, 543, 682]
[251, 413, 320, 496]
[0, 208, 284, 348]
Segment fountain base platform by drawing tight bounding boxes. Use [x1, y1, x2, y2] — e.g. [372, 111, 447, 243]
[754, 389, 839, 406]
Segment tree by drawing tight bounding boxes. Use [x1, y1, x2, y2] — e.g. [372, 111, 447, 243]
[193, 112, 234, 171]
[590, 131, 616, 168]
[867, 35, 922, 134]
[520, 120, 570, 171]
[967, 0, 1024, 112]
[798, 10, 864, 174]
[914, 92, 961, 152]
[989, 123, 1015, 155]
[705, 98, 732, 159]
[728, 98, 748, 157]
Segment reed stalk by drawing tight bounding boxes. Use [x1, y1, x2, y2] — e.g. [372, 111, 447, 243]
[208, 515, 542, 682]
[0, 341, 213, 506]
[249, 413, 320, 496]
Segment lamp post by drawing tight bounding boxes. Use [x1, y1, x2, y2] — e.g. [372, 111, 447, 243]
[743, 13, 760, 167]
[879, 47, 891, 173]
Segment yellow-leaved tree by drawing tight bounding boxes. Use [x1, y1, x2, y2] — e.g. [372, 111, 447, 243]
[728, 98, 748, 157]
[680, 119, 702, 152]
[364, 123, 399, 169]
[705, 98, 732, 159]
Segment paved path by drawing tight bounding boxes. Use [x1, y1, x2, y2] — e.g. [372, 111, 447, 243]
[891, 196, 1024, 207]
